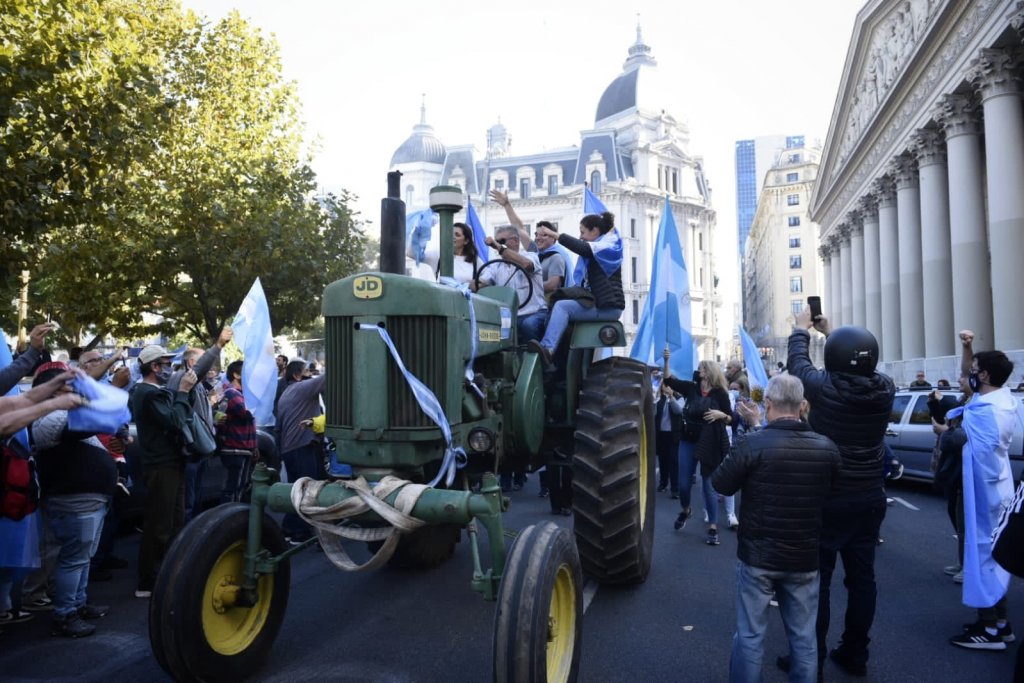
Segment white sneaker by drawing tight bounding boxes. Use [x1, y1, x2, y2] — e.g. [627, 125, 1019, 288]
[953, 571, 963, 584]
[727, 513, 739, 530]
[703, 510, 709, 524]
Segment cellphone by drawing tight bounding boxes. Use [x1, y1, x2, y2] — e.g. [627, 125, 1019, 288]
[807, 296, 822, 321]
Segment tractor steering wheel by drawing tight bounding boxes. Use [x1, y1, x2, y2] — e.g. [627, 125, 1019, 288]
[475, 258, 535, 310]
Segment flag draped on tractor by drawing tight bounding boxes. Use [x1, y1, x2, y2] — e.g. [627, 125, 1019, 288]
[630, 196, 694, 379]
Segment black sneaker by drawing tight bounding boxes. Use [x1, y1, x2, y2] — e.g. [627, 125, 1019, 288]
[829, 647, 868, 675]
[89, 567, 113, 582]
[955, 622, 1012, 648]
[705, 529, 720, 546]
[657, 483, 667, 492]
[674, 509, 690, 531]
[51, 614, 96, 638]
[78, 604, 110, 620]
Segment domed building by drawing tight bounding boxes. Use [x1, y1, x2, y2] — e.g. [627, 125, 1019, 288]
[388, 26, 721, 360]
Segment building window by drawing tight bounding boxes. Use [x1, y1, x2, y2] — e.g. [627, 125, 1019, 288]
[632, 299, 639, 325]
[790, 255, 802, 269]
[405, 185, 414, 206]
[631, 256, 638, 284]
[520, 179, 530, 199]
[791, 299, 803, 317]
[790, 276, 803, 293]
[788, 153, 801, 163]
[590, 171, 601, 194]
[786, 172, 799, 182]
[788, 216, 800, 227]
[494, 178, 504, 190]
[789, 237, 801, 248]
[630, 218, 636, 238]
[671, 170, 678, 195]
[548, 176, 558, 196]
[698, 231, 703, 251]
[657, 165, 663, 190]
[786, 194, 799, 206]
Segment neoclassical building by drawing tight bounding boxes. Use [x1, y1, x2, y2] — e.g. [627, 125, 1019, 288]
[744, 144, 826, 367]
[812, 0, 1024, 382]
[389, 27, 722, 360]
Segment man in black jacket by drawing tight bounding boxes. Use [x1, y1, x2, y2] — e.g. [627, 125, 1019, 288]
[714, 374, 840, 683]
[784, 310, 895, 678]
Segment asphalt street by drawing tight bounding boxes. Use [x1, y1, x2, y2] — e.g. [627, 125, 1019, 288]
[1, 477, 1019, 682]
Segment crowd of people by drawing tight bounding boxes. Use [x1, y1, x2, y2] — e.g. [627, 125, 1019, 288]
[0, 322, 333, 638]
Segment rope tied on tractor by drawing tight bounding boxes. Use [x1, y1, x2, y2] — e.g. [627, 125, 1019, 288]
[290, 475, 429, 571]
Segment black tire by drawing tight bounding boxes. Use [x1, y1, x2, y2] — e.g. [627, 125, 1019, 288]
[149, 503, 290, 682]
[493, 522, 583, 683]
[366, 523, 462, 569]
[572, 356, 656, 584]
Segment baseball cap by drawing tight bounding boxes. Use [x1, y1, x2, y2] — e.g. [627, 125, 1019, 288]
[138, 345, 175, 365]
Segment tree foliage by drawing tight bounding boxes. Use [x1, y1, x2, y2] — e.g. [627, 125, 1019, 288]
[1, 1, 366, 343]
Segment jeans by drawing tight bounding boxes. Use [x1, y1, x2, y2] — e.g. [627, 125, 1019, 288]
[46, 502, 107, 618]
[92, 495, 122, 567]
[816, 498, 886, 667]
[220, 450, 253, 504]
[678, 440, 717, 525]
[138, 466, 185, 590]
[731, 560, 819, 683]
[539, 300, 621, 351]
[517, 310, 549, 345]
[183, 458, 208, 522]
[281, 443, 326, 540]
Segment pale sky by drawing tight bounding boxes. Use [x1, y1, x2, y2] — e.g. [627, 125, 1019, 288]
[182, 0, 866, 341]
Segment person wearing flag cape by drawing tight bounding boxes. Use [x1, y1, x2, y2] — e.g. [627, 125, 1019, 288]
[529, 211, 625, 366]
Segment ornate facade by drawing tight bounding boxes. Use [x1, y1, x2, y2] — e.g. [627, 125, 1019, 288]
[813, 0, 1024, 382]
[389, 27, 722, 360]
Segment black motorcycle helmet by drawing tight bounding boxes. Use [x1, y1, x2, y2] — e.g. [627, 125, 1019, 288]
[824, 326, 879, 376]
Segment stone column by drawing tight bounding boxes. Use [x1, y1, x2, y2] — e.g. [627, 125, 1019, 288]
[912, 128, 954, 357]
[938, 93, 994, 349]
[828, 235, 843, 328]
[859, 195, 883, 337]
[820, 244, 832, 326]
[892, 154, 925, 360]
[874, 176, 902, 362]
[849, 212, 866, 327]
[839, 225, 853, 329]
[974, 48, 1024, 350]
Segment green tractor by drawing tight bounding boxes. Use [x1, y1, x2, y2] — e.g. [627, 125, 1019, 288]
[149, 184, 656, 682]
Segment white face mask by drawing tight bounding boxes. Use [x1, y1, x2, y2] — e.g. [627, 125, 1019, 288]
[729, 389, 740, 402]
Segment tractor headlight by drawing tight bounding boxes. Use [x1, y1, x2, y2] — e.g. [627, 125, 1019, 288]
[599, 325, 620, 345]
[468, 428, 495, 453]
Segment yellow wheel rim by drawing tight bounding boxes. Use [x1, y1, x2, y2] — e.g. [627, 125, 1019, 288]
[546, 563, 577, 683]
[639, 415, 648, 529]
[202, 540, 273, 655]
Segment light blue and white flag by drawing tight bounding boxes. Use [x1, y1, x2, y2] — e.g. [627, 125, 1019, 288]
[584, 186, 607, 215]
[465, 197, 491, 262]
[630, 196, 694, 379]
[68, 373, 131, 434]
[739, 327, 769, 390]
[571, 227, 622, 286]
[232, 278, 277, 427]
[406, 209, 436, 266]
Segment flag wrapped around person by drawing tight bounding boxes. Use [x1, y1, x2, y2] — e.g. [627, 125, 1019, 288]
[630, 196, 694, 379]
[232, 278, 277, 427]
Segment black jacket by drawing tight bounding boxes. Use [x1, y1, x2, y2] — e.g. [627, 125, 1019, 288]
[713, 419, 841, 572]
[787, 329, 895, 502]
[655, 395, 683, 436]
[557, 233, 625, 310]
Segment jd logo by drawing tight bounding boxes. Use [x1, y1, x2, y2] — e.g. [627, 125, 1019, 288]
[353, 275, 383, 299]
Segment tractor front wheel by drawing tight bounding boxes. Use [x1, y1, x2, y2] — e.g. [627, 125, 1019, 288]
[572, 356, 656, 584]
[149, 503, 290, 682]
[493, 521, 583, 683]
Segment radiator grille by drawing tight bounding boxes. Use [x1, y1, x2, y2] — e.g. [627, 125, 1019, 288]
[387, 316, 447, 428]
[325, 316, 353, 426]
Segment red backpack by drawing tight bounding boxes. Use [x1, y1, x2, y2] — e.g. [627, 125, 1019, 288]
[1, 438, 39, 521]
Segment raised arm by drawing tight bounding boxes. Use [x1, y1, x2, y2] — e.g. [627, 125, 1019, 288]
[489, 189, 532, 247]
[958, 330, 975, 399]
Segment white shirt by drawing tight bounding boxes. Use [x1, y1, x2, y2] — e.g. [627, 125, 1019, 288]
[417, 247, 484, 286]
[482, 251, 547, 316]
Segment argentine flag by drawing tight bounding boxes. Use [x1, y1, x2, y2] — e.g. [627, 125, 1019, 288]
[739, 327, 770, 390]
[466, 197, 491, 263]
[630, 195, 694, 379]
[232, 278, 277, 427]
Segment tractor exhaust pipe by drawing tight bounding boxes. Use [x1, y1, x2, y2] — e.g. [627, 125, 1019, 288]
[379, 171, 406, 274]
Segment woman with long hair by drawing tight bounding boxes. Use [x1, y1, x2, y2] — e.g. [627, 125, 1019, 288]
[410, 221, 484, 286]
[529, 211, 624, 363]
[664, 359, 733, 546]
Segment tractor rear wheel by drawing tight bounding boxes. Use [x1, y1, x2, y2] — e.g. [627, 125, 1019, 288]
[493, 521, 583, 683]
[149, 504, 290, 682]
[572, 356, 656, 584]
